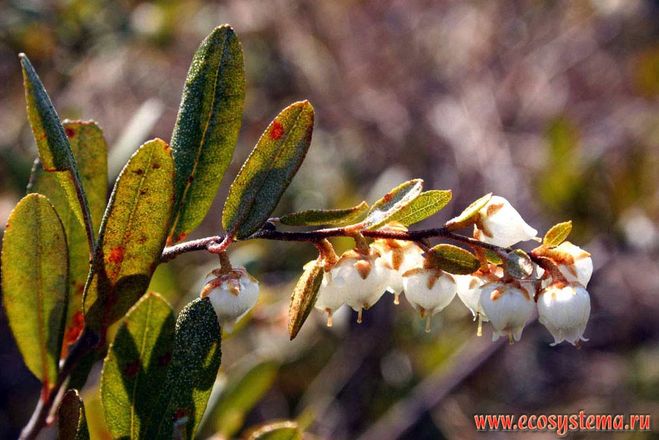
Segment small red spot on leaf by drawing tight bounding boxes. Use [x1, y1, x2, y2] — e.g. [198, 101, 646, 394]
[65, 127, 75, 138]
[108, 247, 125, 264]
[124, 360, 140, 377]
[270, 121, 284, 140]
[174, 408, 188, 421]
[382, 193, 393, 203]
[133, 169, 144, 175]
[62, 311, 85, 351]
[158, 351, 172, 367]
[152, 162, 161, 169]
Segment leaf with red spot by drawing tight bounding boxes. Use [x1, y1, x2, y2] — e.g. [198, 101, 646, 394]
[1, 194, 68, 392]
[363, 179, 424, 229]
[222, 101, 315, 239]
[145, 298, 222, 439]
[101, 292, 175, 439]
[83, 138, 175, 331]
[58, 389, 90, 440]
[20, 54, 94, 247]
[169, 25, 245, 244]
[28, 120, 108, 357]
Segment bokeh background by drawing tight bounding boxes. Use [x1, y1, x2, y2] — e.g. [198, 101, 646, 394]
[1, 0, 659, 438]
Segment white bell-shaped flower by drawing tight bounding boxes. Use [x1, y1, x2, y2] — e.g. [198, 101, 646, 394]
[314, 268, 348, 327]
[479, 281, 535, 343]
[474, 196, 538, 248]
[455, 274, 489, 322]
[201, 267, 259, 332]
[552, 241, 593, 287]
[372, 237, 425, 303]
[537, 282, 590, 346]
[403, 268, 456, 332]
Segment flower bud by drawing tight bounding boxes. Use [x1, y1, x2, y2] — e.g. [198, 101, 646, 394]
[537, 282, 590, 346]
[201, 267, 259, 332]
[474, 196, 538, 248]
[479, 281, 535, 343]
[403, 268, 456, 332]
[371, 237, 425, 303]
[552, 241, 593, 287]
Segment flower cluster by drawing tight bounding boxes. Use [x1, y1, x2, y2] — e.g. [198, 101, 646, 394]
[311, 196, 593, 346]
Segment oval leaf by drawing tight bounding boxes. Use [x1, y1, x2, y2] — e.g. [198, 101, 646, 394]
[28, 120, 108, 356]
[146, 298, 222, 439]
[203, 360, 279, 438]
[505, 249, 534, 279]
[1, 194, 68, 389]
[428, 244, 480, 275]
[59, 389, 90, 440]
[169, 25, 245, 244]
[364, 179, 424, 229]
[386, 190, 452, 226]
[222, 101, 315, 239]
[245, 421, 302, 440]
[101, 292, 175, 439]
[83, 139, 175, 331]
[543, 220, 572, 247]
[288, 259, 324, 340]
[445, 193, 492, 231]
[279, 201, 368, 227]
[20, 54, 94, 247]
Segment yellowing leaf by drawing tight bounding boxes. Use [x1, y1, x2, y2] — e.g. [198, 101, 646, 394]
[222, 101, 315, 239]
[1, 194, 68, 390]
[365, 179, 424, 229]
[279, 201, 369, 227]
[288, 260, 324, 340]
[386, 190, 452, 226]
[445, 193, 492, 231]
[543, 220, 572, 247]
[169, 25, 245, 243]
[83, 139, 175, 331]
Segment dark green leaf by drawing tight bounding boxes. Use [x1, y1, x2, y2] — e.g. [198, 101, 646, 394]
[386, 190, 452, 226]
[28, 120, 108, 355]
[169, 25, 245, 243]
[505, 249, 534, 279]
[20, 54, 93, 243]
[203, 360, 279, 438]
[146, 298, 222, 439]
[445, 193, 492, 231]
[58, 389, 90, 440]
[245, 421, 302, 440]
[428, 244, 480, 275]
[364, 179, 424, 229]
[288, 260, 324, 340]
[279, 201, 369, 227]
[543, 220, 572, 247]
[83, 139, 175, 331]
[1, 194, 68, 389]
[101, 292, 175, 439]
[222, 101, 315, 239]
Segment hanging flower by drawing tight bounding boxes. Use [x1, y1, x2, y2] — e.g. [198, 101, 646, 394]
[201, 266, 259, 332]
[474, 196, 538, 248]
[402, 268, 457, 332]
[537, 282, 590, 346]
[479, 281, 535, 343]
[371, 234, 425, 304]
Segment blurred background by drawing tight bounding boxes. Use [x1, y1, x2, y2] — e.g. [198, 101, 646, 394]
[1, 0, 658, 438]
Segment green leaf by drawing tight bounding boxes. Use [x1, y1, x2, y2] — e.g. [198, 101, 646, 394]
[364, 179, 424, 229]
[204, 360, 279, 438]
[20, 54, 94, 245]
[428, 244, 480, 275]
[169, 25, 245, 244]
[483, 248, 503, 265]
[83, 139, 175, 331]
[101, 292, 175, 439]
[279, 201, 369, 227]
[386, 190, 452, 226]
[1, 194, 68, 389]
[445, 193, 492, 231]
[288, 260, 324, 340]
[543, 220, 572, 247]
[147, 298, 222, 439]
[58, 389, 90, 440]
[505, 249, 534, 279]
[28, 120, 108, 355]
[222, 101, 315, 239]
[245, 421, 302, 440]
